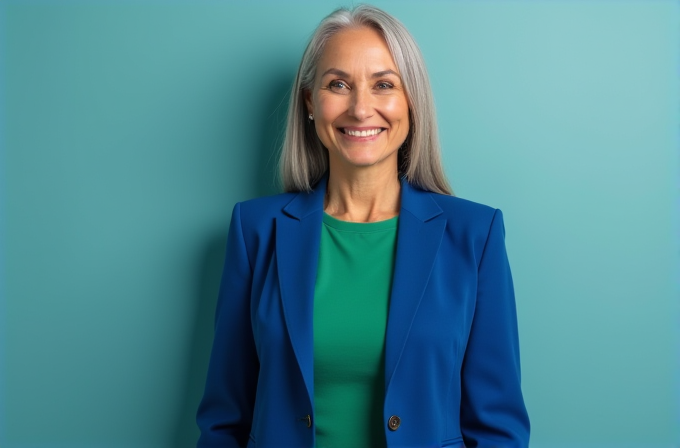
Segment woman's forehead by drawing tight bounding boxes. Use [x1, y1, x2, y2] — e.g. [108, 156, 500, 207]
[317, 27, 398, 75]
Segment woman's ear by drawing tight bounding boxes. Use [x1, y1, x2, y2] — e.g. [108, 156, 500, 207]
[304, 90, 313, 117]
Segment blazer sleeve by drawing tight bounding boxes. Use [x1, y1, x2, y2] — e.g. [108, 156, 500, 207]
[460, 209, 530, 447]
[197, 202, 259, 448]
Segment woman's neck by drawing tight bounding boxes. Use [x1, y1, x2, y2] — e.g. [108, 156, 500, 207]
[324, 166, 401, 223]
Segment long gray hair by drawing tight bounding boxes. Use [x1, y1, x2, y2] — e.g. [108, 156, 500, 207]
[279, 4, 452, 195]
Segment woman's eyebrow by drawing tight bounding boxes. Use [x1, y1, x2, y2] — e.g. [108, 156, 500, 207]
[320, 68, 401, 79]
[371, 69, 401, 79]
[321, 68, 350, 78]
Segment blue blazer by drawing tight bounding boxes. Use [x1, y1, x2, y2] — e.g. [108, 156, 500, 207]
[197, 177, 530, 448]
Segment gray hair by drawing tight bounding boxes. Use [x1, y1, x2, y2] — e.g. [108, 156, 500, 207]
[279, 4, 452, 195]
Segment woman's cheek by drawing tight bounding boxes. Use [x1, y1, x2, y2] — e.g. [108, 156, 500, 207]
[318, 95, 346, 121]
[380, 95, 408, 121]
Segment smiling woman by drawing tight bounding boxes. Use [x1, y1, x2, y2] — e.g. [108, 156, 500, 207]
[309, 28, 409, 158]
[306, 26, 410, 213]
[306, 26, 411, 221]
[196, 5, 530, 448]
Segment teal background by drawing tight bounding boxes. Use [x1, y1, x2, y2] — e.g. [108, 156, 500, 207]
[1, 0, 678, 447]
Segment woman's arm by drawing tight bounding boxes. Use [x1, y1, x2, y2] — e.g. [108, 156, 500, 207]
[197, 202, 259, 448]
[460, 209, 530, 448]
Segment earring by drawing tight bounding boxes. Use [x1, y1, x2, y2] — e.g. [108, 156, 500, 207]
[308, 114, 314, 121]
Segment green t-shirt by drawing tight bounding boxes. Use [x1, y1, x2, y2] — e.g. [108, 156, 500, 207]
[313, 212, 398, 448]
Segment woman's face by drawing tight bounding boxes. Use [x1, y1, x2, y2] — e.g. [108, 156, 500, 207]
[306, 26, 410, 174]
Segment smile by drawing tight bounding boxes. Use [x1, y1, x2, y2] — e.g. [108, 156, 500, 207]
[341, 128, 384, 137]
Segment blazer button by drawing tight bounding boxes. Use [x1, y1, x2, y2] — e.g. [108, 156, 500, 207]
[387, 415, 401, 431]
[299, 414, 312, 428]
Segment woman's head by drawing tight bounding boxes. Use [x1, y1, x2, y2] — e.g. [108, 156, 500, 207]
[280, 4, 452, 195]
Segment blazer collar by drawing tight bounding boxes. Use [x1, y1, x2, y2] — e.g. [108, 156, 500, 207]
[276, 173, 446, 401]
[281, 176, 327, 221]
[399, 178, 444, 222]
[275, 178, 326, 405]
[281, 174, 444, 223]
[384, 180, 446, 389]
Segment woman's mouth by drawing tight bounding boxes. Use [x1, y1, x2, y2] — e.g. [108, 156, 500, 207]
[340, 128, 385, 137]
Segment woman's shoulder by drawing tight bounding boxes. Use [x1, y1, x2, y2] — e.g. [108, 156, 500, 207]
[233, 191, 299, 221]
[225, 192, 302, 240]
[237, 191, 297, 210]
[420, 188, 500, 220]
[433, 193, 496, 214]
[424, 190, 505, 233]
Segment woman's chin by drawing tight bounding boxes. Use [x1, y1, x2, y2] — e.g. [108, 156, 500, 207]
[332, 151, 398, 171]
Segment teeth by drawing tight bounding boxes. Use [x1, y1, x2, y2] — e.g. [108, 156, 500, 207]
[346, 128, 382, 137]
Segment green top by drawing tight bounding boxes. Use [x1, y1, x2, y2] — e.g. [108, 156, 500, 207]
[313, 213, 398, 448]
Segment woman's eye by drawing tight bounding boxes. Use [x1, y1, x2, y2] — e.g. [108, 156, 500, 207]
[376, 82, 394, 90]
[328, 80, 349, 92]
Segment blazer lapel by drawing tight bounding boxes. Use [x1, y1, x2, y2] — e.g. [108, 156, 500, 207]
[385, 181, 446, 388]
[275, 177, 326, 402]
[274, 177, 445, 398]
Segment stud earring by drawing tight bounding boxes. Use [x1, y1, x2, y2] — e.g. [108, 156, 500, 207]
[308, 114, 314, 121]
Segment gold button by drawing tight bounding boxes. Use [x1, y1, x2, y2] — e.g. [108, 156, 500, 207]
[299, 414, 312, 428]
[388, 415, 401, 431]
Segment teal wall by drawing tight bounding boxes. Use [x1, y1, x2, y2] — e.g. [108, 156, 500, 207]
[1, 1, 678, 447]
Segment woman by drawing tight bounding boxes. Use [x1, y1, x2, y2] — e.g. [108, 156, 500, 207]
[197, 5, 530, 448]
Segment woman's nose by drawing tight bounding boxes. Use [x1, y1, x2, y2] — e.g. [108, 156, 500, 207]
[348, 88, 373, 121]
